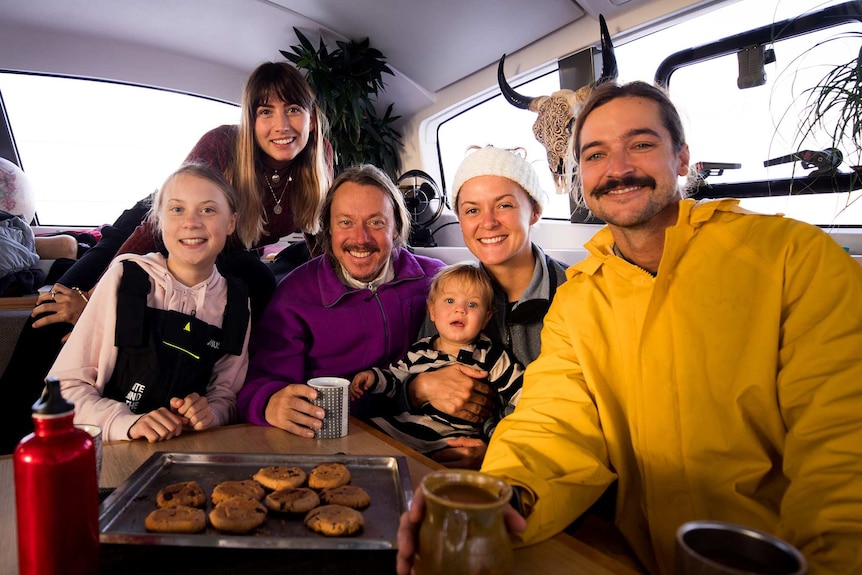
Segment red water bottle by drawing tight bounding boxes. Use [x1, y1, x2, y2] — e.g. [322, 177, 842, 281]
[14, 377, 99, 575]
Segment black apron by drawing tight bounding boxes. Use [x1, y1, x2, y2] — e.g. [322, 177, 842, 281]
[102, 260, 248, 414]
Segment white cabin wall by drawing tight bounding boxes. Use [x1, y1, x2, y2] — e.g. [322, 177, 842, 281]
[0, 22, 248, 104]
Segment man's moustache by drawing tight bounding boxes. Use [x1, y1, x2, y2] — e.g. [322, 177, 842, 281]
[591, 176, 656, 197]
[344, 244, 378, 253]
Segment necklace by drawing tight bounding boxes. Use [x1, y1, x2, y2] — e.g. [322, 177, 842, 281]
[265, 174, 291, 215]
[270, 168, 281, 184]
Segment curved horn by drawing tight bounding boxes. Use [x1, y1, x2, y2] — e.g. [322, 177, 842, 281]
[497, 54, 535, 110]
[598, 15, 618, 83]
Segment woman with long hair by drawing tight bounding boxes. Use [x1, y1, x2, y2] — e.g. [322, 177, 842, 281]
[1, 61, 332, 453]
[191, 60, 331, 249]
[118, 61, 333, 317]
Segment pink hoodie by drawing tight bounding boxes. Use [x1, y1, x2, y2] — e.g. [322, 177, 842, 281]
[50, 252, 250, 441]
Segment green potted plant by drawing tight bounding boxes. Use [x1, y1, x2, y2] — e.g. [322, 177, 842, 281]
[798, 35, 862, 171]
[282, 28, 403, 179]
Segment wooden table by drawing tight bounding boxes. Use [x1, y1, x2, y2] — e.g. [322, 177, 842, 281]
[1, 419, 644, 575]
[0, 295, 38, 310]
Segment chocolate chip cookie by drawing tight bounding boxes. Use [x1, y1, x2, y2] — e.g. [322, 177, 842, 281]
[211, 479, 265, 505]
[145, 505, 206, 533]
[264, 487, 321, 513]
[307, 462, 351, 489]
[208, 496, 268, 534]
[156, 481, 206, 509]
[304, 504, 364, 536]
[253, 466, 307, 491]
[319, 485, 371, 509]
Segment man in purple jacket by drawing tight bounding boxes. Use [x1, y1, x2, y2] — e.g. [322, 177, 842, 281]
[238, 164, 445, 437]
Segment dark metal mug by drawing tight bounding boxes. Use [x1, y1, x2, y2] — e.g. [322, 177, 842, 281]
[675, 520, 807, 575]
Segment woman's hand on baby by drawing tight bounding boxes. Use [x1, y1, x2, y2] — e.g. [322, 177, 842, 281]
[408, 364, 493, 422]
[350, 371, 375, 400]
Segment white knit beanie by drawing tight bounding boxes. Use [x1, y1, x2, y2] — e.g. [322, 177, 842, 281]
[451, 146, 545, 213]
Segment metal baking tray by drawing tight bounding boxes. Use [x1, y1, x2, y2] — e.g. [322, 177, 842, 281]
[99, 452, 413, 550]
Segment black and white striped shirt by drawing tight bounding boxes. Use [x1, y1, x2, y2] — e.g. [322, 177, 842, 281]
[368, 333, 524, 454]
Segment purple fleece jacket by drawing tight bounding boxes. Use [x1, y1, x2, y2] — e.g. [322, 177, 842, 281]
[238, 247, 444, 425]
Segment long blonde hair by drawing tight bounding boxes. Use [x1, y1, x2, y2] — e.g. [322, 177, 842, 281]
[232, 61, 330, 247]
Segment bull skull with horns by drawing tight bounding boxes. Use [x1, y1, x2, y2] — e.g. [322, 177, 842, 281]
[498, 14, 618, 200]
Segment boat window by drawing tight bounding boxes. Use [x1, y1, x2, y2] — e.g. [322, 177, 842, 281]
[436, 0, 861, 227]
[626, 0, 862, 227]
[437, 69, 573, 220]
[0, 73, 239, 227]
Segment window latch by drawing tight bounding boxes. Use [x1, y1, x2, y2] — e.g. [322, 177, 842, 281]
[763, 148, 843, 175]
[694, 162, 742, 180]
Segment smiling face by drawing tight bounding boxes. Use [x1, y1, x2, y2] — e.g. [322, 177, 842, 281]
[160, 172, 237, 286]
[578, 96, 690, 231]
[329, 182, 396, 282]
[254, 98, 313, 168]
[428, 277, 492, 355]
[456, 175, 540, 271]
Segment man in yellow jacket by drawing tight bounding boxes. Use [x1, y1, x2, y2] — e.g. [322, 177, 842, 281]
[397, 81, 862, 575]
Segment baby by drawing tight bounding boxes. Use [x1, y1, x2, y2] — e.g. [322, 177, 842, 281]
[351, 262, 524, 466]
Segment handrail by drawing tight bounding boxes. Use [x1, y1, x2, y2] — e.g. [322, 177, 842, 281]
[690, 171, 862, 202]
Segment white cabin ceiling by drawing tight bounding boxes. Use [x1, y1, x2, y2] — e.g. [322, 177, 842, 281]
[0, 0, 650, 120]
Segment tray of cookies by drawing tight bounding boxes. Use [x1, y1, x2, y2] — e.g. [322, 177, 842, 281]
[98, 452, 413, 550]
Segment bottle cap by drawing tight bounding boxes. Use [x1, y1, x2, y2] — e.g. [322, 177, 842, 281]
[32, 377, 74, 417]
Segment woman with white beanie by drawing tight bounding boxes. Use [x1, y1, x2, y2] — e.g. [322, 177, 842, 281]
[404, 145, 568, 468]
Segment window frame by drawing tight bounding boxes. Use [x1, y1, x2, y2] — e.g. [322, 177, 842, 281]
[654, 1, 862, 224]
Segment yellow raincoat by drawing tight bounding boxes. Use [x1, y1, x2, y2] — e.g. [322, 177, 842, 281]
[482, 199, 862, 575]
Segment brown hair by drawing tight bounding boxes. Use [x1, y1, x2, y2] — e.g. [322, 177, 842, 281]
[317, 164, 412, 258]
[232, 61, 331, 247]
[573, 80, 687, 160]
[572, 80, 690, 203]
